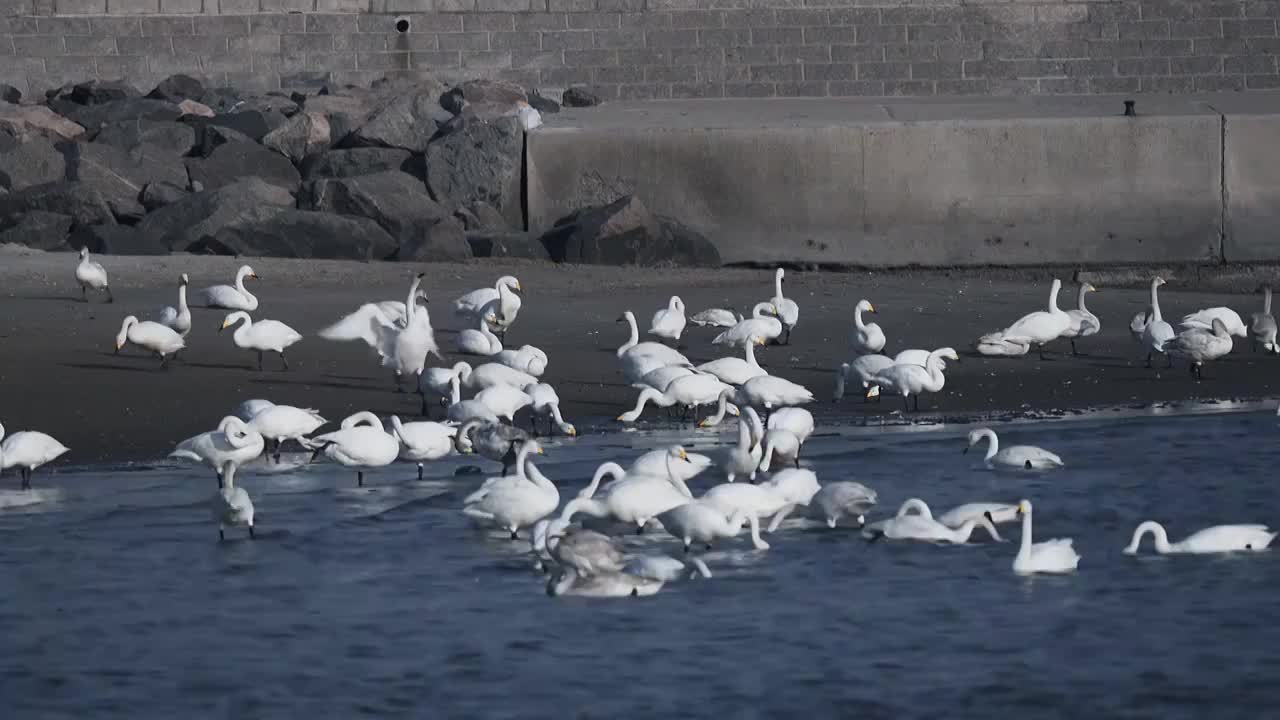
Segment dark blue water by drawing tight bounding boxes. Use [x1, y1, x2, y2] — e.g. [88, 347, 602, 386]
[3, 407, 1280, 718]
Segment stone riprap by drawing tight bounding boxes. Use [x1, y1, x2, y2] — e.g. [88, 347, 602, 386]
[4, 1, 1280, 101]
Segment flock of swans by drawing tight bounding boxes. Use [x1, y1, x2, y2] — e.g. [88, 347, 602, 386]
[4, 259, 1276, 598]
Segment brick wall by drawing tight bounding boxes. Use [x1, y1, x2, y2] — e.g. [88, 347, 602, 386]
[2, 0, 1280, 98]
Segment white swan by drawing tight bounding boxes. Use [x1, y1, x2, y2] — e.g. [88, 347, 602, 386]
[863, 499, 1001, 544]
[1059, 282, 1099, 355]
[1182, 306, 1247, 339]
[375, 274, 442, 387]
[115, 315, 185, 367]
[809, 481, 878, 528]
[1130, 307, 1152, 345]
[975, 332, 1032, 357]
[720, 410, 763, 483]
[523, 382, 576, 436]
[309, 411, 400, 487]
[74, 247, 112, 303]
[446, 373, 501, 425]
[389, 416, 456, 480]
[657, 502, 769, 552]
[546, 567, 665, 598]
[634, 365, 695, 393]
[460, 363, 538, 393]
[628, 446, 712, 485]
[758, 429, 801, 472]
[220, 311, 303, 371]
[234, 399, 274, 422]
[456, 312, 503, 356]
[714, 302, 782, 347]
[211, 461, 255, 541]
[453, 418, 531, 474]
[248, 405, 327, 461]
[1123, 520, 1276, 555]
[938, 502, 1019, 529]
[1250, 286, 1278, 353]
[1012, 499, 1080, 574]
[966, 428, 1063, 470]
[649, 295, 687, 342]
[318, 300, 409, 348]
[156, 273, 192, 336]
[170, 415, 265, 487]
[463, 441, 558, 538]
[618, 373, 733, 422]
[0, 422, 69, 490]
[768, 268, 800, 344]
[689, 308, 740, 328]
[617, 310, 690, 364]
[418, 361, 472, 417]
[196, 264, 258, 311]
[697, 336, 767, 386]
[849, 300, 884, 354]
[736, 375, 814, 413]
[700, 468, 820, 531]
[1164, 318, 1233, 380]
[560, 448, 694, 532]
[543, 525, 627, 576]
[623, 554, 712, 582]
[475, 384, 533, 422]
[493, 345, 548, 377]
[454, 275, 521, 335]
[1000, 278, 1071, 358]
[1141, 277, 1176, 368]
[869, 347, 958, 412]
[834, 354, 893, 401]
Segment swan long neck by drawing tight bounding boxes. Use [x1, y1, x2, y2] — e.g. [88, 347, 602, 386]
[854, 304, 866, 330]
[924, 350, 950, 391]
[221, 461, 238, 491]
[752, 302, 773, 318]
[774, 269, 784, 299]
[1266, 287, 1273, 315]
[978, 429, 998, 462]
[623, 388, 662, 420]
[746, 512, 767, 549]
[390, 415, 406, 436]
[664, 453, 694, 498]
[177, 282, 188, 312]
[1048, 279, 1062, 313]
[449, 374, 462, 405]
[617, 312, 639, 356]
[1150, 280, 1164, 323]
[558, 497, 607, 524]
[454, 419, 481, 452]
[704, 389, 733, 426]
[736, 417, 753, 452]
[1076, 284, 1089, 312]
[524, 459, 556, 493]
[898, 498, 933, 519]
[1127, 521, 1171, 553]
[345, 411, 383, 431]
[743, 340, 760, 368]
[406, 275, 423, 322]
[579, 462, 626, 498]
[1019, 508, 1033, 556]
[235, 268, 257, 305]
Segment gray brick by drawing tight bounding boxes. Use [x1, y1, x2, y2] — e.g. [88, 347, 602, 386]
[1249, 36, 1280, 52]
[306, 53, 358, 71]
[261, 0, 313, 10]
[1090, 3, 1140, 23]
[989, 79, 1039, 95]
[498, 68, 540, 85]
[829, 80, 884, 96]
[725, 81, 773, 97]
[12, 35, 63, 56]
[857, 24, 905, 44]
[334, 32, 389, 52]
[540, 66, 592, 84]
[831, 44, 884, 62]
[1193, 37, 1250, 53]
[857, 61, 908, 80]
[749, 63, 799, 82]
[283, 33, 333, 53]
[543, 29, 592, 49]
[1225, 54, 1276, 72]
[1196, 74, 1245, 90]
[643, 65, 689, 82]
[314, 0, 366, 11]
[120, 35, 174, 55]
[176, 36, 230, 55]
[670, 46, 720, 66]
[802, 26, 855, 45]
[1245, 1, 1280, 18]
[596, 65, 641, 82]
[251, 52, 305, 71]
[107, 0, 157, 13]
[142, 17, 193, 37]
[54, 0, 106, 14]
[1224, 18, 1277, 36]
[97, 54, 150, 78]
[1171, 55, 1221, 73]
[911, 61, 962, 80]
[882, 7, 933, 25]
[1247, 73, 1280, 88]
[1039, 40, 1090, 58]
[358, 52, 411, 70]
[1036, 5, 1088, 24]
[884, 79, 933, 96]
[908, 25, 959, 44]
[1139, 39, 1193, 55]
[803, 62, 853, 81]
[618, 47, 666, 65]
[598, 0, 643, 10]
[937, 42, 982, 61]
[1039, 77, 1091, 93]
[387, 33, 441, 50]
[1118, 57, 1170, 75]
[434, 0, 476, 10]
[463, 13, 515, 32]
[963, 59, 1027, 79]
[36, 17, 89, 35]
[516, 13, 568, 31]
[44, 56, 92, 75]
[936, 78, 988, 94]
[670, 10, 722, 29]
[594, 28, 644, 48]
[982, 41, 1036, 61]
[621, 12, 671, 29]
[776, 81, 827, 97]
[548, 0, 593, 10]
[568, 12, 620, 29]
[159, 0, 201, 12]
[410, 50, 461, 66]
[462, 50, 511, 67]
[777, 10, 827, 27]
[1139, 1, 1194, 21]
[700, 63, 746, 83]
[357, 13, 462, 34]
[671, 82, 723, 98]
[66, 35, 117, 55]
[1090, 76, 1141, 92]
[777, 44, 828, 63]
[439, 32, 489, 50]
[146, 55, 201, 74]
[89, 17, 142, 36]
[1063, 58, 1115, 76]
[252, 15, 305, 35]
[478, 0, 544, 9]
[305, 14, 358, 34]
[565, 47, 612, 63]
[619, 83, 672, 100]
[490, 31, 540, 50]
[195, 16, 250, 36]
[646, 29, 696, 47]
[829, 8, 880, 26]
[722, 9, 776, 29]
[884, 43, 936, 62]
[513, 49, 564, 67]
[1171, 20, 1224, 37]
[725, 45, 776, 64]
[236, 72, 285, 91]
[1120, 20, 1170, 39]
[232, 34, 282, 53]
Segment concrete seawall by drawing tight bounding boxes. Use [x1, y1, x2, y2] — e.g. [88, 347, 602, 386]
[527, 93, 1280, 267]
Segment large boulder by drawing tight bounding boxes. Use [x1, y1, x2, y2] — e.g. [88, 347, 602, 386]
[140, 181, 188, 212]
[350, 86, 452, 153]
[562, 87, 601, 108]
[466, 230, 551, 261]
[425, 115, 522, 229]
[0, 181, 115, 226]
[0, 104, 84, 140]
[66, 80, 141, 106]
[299, 147, 419, 180]
[302, 170, 470, 260]
[450, 79, 528, 120]
[185, 140, 301, 194]
[92, 121, 197, 156]
[301, 93, 374, 146]
[0, 84, 22, 104]
[191, 123, 255, 158]
[262, 111, 330, 164]
[189, 210, 397, 260]
[53, 98, 181, 134]
[0, 133, 66, 191]
[0, 210, 73, 250]
[183, 108, 287, 143]
[70, 223, 168, 255]
[540, 195, 721, 267]
[177, 99, 215, 118]
[148, 74, 206, 104]
[134, 177, 294, 251]
[64, 141, 189, 221]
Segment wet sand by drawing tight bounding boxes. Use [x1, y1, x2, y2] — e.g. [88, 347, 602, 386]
[1, 250, 1277, 464]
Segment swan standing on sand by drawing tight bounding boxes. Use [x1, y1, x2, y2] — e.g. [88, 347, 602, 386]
[1000, 278, 1071, 359]
[463, 440, 557, 539]
[376, 274, 441, 389]
[196, 265, 258, 311]
[115, 315, 185, 368]
[389, 416, 456, 480]
[1142, 277, 1176, 368]
[523, 383, 576, 436]
[1164, 318, 1233, 380]
[966, 428, 1063, 470]
[220, 311, 303, 371]
[1182, 306, 1247, 340]
[156, 274, 192, 337]
[1012, 499, 1080, 574]
[212, 461, 255, 541]
[309, 411, 400, 487]
[809, 481, 877, 528]
[170, 416, 265, 487]
[657, 503, 769, 552]
[768, 268, 800, 344]
[1060, 282, 1100, 355]
[714, 303, 782, 347]
[249, 405, 327, 461]
[74, 247, 113, 303]
[455, 275, 521, 337]
[1123, 521, 1276, 554]
[869, 347, 959, 412]
[0, 422, 69, 490]
[696, 336, 767, 386]
[456, 313, 503, 356]
[689, 308, 741, 328]
[1250, 286, 1277, 353]
[649, 295, 687, 343]
[849, 300, 884, 354]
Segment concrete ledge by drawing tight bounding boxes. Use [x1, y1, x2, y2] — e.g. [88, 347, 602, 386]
[527, 96, 1237, 267]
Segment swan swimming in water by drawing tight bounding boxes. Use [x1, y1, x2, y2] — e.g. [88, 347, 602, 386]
[220, 311, 303, 371]
[463, 440, 557, 539]
[1059, 282, 1099, 355]
[115, 315, 185, 368]
[768, 268, 800, 344]
[0, 422, 69, 490]
[1012, 499, 1080, 574]
[75, 247, 113, 303]
[1123, 521, 1276, 555]
[559, 447, 695, 532]
[249, 405, 326, 461]
[308, 411, 400, 487]
[937, 502, 1019, 529]
[649, 295, 687, 343]
[546, 566, 666, 598]
[156, 273, 191, 337]
[965, 428, 1063, 470]
[453, 418, 531, 474]
[849, 300, 884, 354]
[701, 468, 820, 532]
[195, 264, 258, 311]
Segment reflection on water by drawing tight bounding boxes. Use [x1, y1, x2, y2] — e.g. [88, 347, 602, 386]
[3, 409, 1280, 717]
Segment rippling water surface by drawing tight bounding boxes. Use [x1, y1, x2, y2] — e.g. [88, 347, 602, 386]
[4, 408, 1280, 718]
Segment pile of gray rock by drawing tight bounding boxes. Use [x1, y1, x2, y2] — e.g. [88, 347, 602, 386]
[0, 76, 719, 267]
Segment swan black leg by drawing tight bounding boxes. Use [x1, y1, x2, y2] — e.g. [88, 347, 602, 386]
[417, 463, 424, 480]
[1145, 352, 1153, 369]
[914, 395, 921, 412]
[249, 526, 256, 540]
[219, 528, 225, 541]
[257, 351, 264, 372]
[902, 395, 910, 412]
[105, 287, 114, 303]
[510, 528, 519, 540]
[420, 392, 429, 418]
[80, 284, 87, 302]
[279, 352, 289, 371]
[1166, 354, 1174, 369]
[1070, 339, 1078, 356]
[21, 467, 31, 490]
[357, 471, 364, 487]
[216, 471, 224, 489]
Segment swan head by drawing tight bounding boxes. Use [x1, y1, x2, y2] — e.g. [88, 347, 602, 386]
[78, 247, 89, 259]
[219, 312, 248, 331]
[857, 299, 876, 314]
[751, 335, 767, 346]
[179, 273, 189, 286]
[498, 275, 522, 293]
[1152, 276, 1166, 288]
[1016, 499, 1032, 516]
[964, 428, 994, 451]
[670, 295, 684, 312]
[239, 265, 259, 281]
[1083, 283, 1097, 293]
[616, 310, 635, 323]
[115, 315, 139, 352]
[562, 423, 577, 437]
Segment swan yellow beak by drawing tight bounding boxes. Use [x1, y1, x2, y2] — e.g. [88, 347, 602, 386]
[754, 336, 766, 346]
[219, 321, 228, 331]
[678, 449, 689, 460]
[867, 303, 877, 313]
[1088, 284, 1098, 292]
[249, 273, 259, 279]
[115, 340, 124, 351]
[536, 447, 545, 455]
[615, 414, 626, 421]
[516, 281, 523, 291]
[697, 418, 709, 427]
[566, 427, 577, 436]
